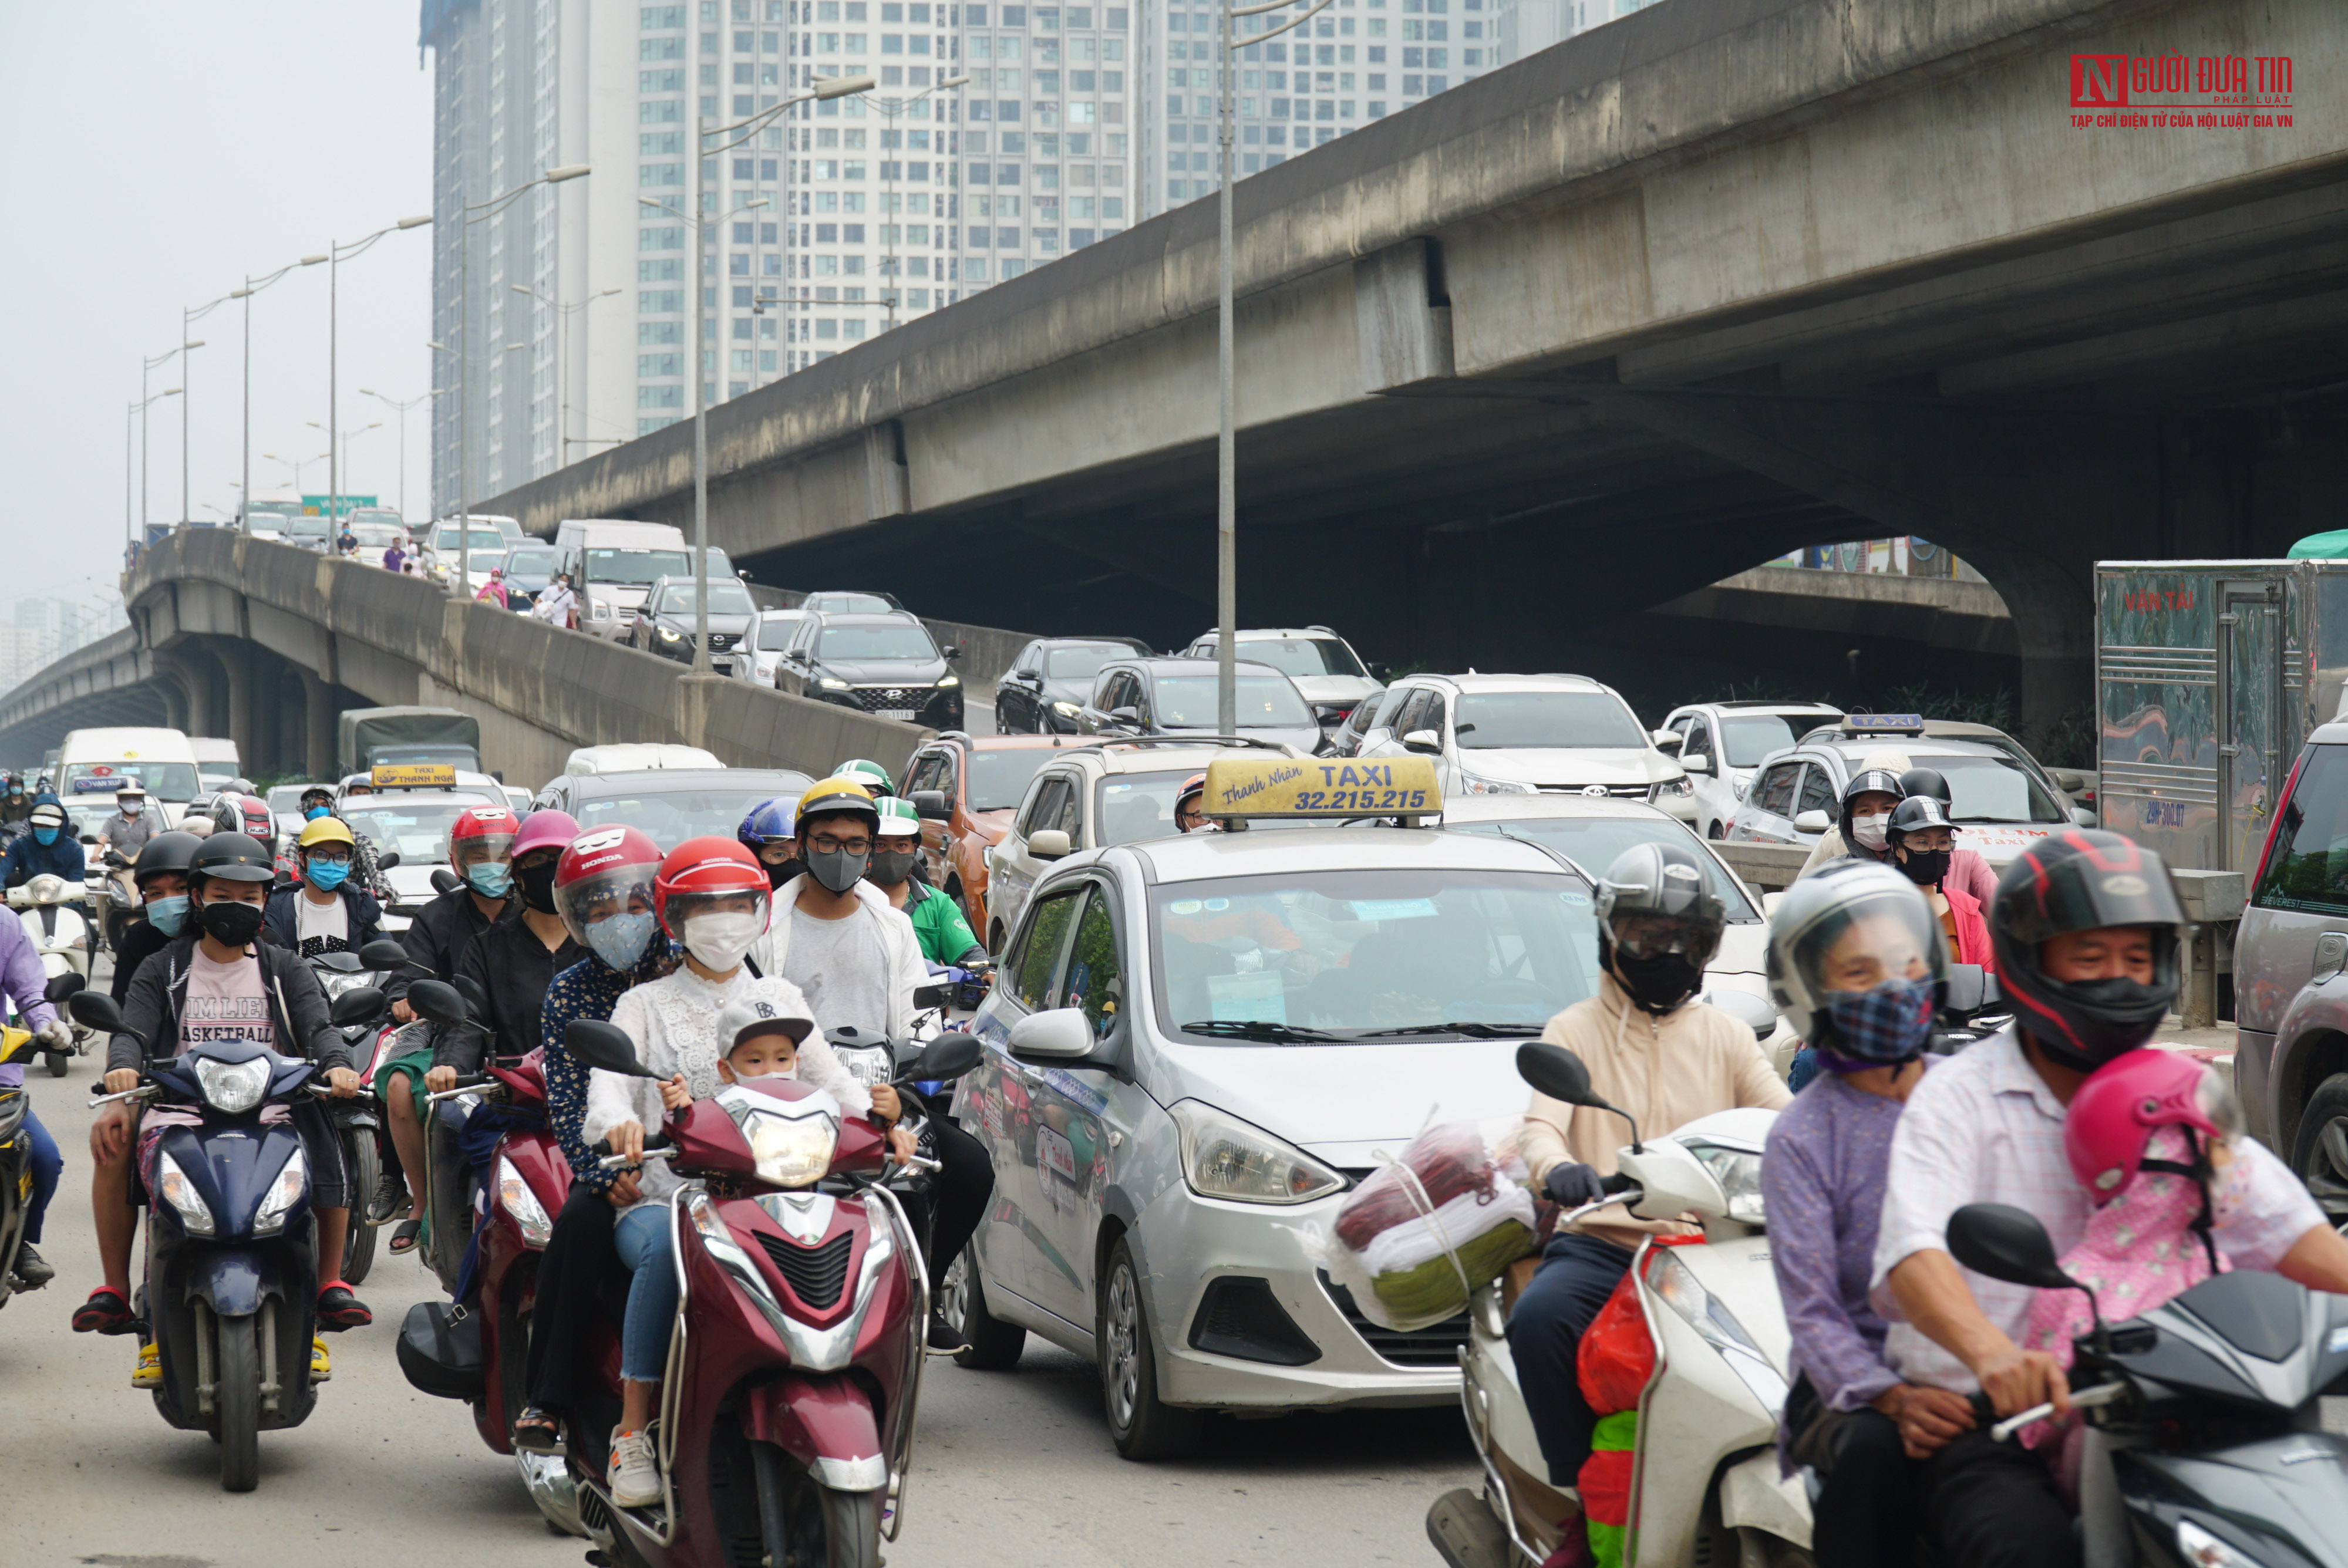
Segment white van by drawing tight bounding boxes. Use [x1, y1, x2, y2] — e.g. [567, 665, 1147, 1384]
[561, 743, 723, 777]
[551, 520, 736, 642]
[188, 737, 242, 792]
[57, 727, 204, 824]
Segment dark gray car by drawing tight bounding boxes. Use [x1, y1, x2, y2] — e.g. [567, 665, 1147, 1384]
[1075, 656, 1325, 754]
[631, 574, 757, 667]
[994, 636, 1155, 733]
[773, 611, 965, 729]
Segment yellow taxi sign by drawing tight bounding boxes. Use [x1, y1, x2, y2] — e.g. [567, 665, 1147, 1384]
[1201, 755, 1441, 820]
[370, 763, 458, 789]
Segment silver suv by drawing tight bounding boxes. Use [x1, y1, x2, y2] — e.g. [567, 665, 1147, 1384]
[1354, 673, 1694, 821]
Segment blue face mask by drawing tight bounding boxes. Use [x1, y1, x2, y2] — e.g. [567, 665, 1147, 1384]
[584, 911, 658, 973]
[33, 827, 59, 846]
[1818, 976, 1938, 1068]
[466, 861, 514, 899]
[146, 893, 191, 938]
[307, 859, 351, 892]
[305, 805, 330, 821]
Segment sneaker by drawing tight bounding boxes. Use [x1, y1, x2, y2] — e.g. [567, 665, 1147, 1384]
[11, 1243, 53, 1289]
[132, 1341, 161, 1389]
[608, 1428, 662, 1508]
[925, 1309, 969, 1356]
[310, 1337, 332, 1382]
[73, 1287, 140, 1336]
[316, 1282, 372, 1331]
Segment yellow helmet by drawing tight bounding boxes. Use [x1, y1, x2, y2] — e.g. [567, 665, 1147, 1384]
[794, 775, 881, 833]
[297, 815, 358, 851]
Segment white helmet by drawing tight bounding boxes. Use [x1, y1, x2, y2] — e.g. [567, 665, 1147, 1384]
[1766, 859, 1946, 1064]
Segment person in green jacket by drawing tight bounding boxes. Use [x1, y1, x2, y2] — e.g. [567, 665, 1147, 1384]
[867, 796, 987, 965]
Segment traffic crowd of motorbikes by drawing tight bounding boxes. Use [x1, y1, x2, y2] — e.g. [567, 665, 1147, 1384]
[5, 752, 2348, 1568]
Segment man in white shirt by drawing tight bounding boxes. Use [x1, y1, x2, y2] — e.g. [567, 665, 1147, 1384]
[535, 570, 579, 628]
[743, 777, 927, 1038]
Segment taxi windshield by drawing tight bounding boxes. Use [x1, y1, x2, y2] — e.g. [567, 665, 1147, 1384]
[1920, 754, 2069, 824]
[1448, 815, 1760, 920]
[1150, 867, 1601, 1042]
[339, 795, 500, 863]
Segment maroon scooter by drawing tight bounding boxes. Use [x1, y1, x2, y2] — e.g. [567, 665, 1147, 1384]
[558, 1020, 981, 1568]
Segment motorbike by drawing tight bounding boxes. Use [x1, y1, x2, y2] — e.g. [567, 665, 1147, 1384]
[0, 1025, 43, 1304]
[546, 1016, 981, 1568]
[99, 845, 139, 952]
[1428, 1043, 1808, 1568]
[66, 981, 386, 1492]
[1947, 1202, 2348, 1568]
[305, 946, 404, 1286]
[7, 872, 97, 1076]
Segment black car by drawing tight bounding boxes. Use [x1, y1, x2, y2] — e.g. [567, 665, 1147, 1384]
[500, 543, 565, 614]
[1074, 656, 1327, 754]
[631, 574, 759, 667]
[531, 767, 815, 850]
[993, 636, 1156, 734]
[774, 612, 964, 729]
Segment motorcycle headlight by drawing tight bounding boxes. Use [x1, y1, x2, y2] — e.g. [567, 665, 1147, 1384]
[498, 1155, 554, 1246]
[745, 1110, 838, 1189]
[1653, 777, 1696, 801]
[1051, 700, 1083, 718]
[1646, 1249, 1786, 1409]
[818, 676, 853, 690]
[1170, 1100, 1343, 1205]
[1457, 771, 1534, 797]
[1689, 1142, 1767, 1226]
[156, 1151, 217, 1237]
[936, 674, 960, 688]
[26, 874, 66, 905]
[253, 1147, 309, 1236]
[319, 969, 373, 1000]
[193, 1056, 272, 1115]
[2175, 1519, 2264, 1568]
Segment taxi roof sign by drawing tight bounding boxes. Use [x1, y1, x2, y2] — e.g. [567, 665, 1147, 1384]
[1841, 713, 1925, 735]
[370, 763, 459, 789]
[1201, 755, 1442, 824]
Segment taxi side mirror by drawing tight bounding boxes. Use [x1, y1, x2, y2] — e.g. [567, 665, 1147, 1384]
[1029, 829, 1072, 862]
[1402, 729, 1441, 755]
[1008, 1008, 1094, 1060]
[1793, 810, 1831, 833]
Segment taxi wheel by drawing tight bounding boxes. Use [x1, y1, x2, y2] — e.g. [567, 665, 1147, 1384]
[1096, 1238, 1203, 1460]
[942, 1252, 1025, 1370]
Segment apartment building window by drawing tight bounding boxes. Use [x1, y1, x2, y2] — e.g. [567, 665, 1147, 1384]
[643, 5, 686, 26]
[639, 385, 685, 407]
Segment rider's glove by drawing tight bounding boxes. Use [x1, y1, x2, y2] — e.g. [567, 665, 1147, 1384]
[1541, 1161, 1606, 1207]
[36, 1019, 73, 1048]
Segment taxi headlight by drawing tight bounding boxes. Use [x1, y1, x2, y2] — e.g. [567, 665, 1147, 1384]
[254, 1148, 309, 1236]
[1647, 1249, 1785, 1409]
[193, 1056, 272, 1115]
[498, 1155, 554, 1246]
[156, 1151, 217, 1237]
[1457, 770, 1533, 797]
[1170, 1100, 1344, 1205]
[746, 1110, 838, 1189]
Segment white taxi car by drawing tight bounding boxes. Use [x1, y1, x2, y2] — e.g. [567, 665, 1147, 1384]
[332, 763, 507, 930]
[947, 756, 1616, 1457]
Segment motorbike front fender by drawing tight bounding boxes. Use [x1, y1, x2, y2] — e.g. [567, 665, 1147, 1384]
[186, 1246, 283, 1319]
[740, 1373, 887, 1492]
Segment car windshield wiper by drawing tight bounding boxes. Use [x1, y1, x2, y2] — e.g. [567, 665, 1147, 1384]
[1178, 1020, 1345, 1044]
[1346, 1021, 1548, 1040]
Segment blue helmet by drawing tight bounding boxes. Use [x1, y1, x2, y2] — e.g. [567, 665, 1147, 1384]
[737, 794, 801, 852]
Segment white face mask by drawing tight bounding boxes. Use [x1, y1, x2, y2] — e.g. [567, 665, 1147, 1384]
[1850, 813, 1891, 852]
[683, 911, 762, 972]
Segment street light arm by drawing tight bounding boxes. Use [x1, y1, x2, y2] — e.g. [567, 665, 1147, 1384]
[700, 76, 875, 157]
[1235, 0, 1335, 41]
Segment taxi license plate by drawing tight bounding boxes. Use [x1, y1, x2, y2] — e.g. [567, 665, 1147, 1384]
[878, 709, 918, 722]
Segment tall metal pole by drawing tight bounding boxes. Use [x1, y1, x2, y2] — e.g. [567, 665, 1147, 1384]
[125, 403, 136, 550]
[692, 112, 712, 675]
[329, 241, 340, 524]
[459, 214, 472, 602]
[241, 280, 252, 525]
[141, 359, 151, 534]
[1215, 0, 1238, 735]
[181, 309, 194, 526]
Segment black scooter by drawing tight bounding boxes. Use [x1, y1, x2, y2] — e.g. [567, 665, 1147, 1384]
[70, 983, 383, 1492]
[1951, 1203, 2348, 1565]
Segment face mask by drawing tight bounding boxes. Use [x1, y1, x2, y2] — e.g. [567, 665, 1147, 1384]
[584, 910, 659, 972]
[196, 898, 267, 949]
[466, 861, 514, 899]
[305, 805, 330, 821]
[1896, 847, 1951, 887]
[764, 857, 803, 891]
[517, 861, 560, 912]
[33, 827, 59, 846]
[683, 911, 762, 972]
[306, 859, 351, 892]
[2029, 974, 2176, 1070]
[146, 893, 191, 938]
[1612, 949, 1704, 1014]
[1820, 976, 1936, 1065]
[1849, 814, 1891, 852]
[804, 845, 869, 896]
[867, 848, 919, 886]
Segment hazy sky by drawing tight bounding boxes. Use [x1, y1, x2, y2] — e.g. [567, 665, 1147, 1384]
[0, 4, 434, 618]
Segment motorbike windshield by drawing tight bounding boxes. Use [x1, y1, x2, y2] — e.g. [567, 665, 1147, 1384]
[1148, 866, 1602, 1041]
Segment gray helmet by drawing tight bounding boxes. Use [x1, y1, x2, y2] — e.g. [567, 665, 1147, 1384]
[1887, 794, 1955, 844]
[1766, 859, 1946, 1053]
[1594, 841, 1727, 963]
[1841, 768, 1906, 813]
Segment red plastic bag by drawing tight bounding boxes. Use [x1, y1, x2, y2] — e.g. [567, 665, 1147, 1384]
[1576, 1270, 1656, 1418]
[1332, 1122, 1498, 1249]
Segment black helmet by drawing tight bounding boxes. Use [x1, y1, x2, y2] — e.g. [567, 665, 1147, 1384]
[188, 832, 277, 887]
[1898, 767, 1952, 806]
[1594, 841, 1726, 1013]
[133, 831, 204, 888]
[1885, 796, 1957, 887]
[1989, 829, 2185, 1071]
[1887, 795, 1954, 841]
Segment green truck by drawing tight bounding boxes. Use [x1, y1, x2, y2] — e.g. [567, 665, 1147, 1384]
[334, 706, 482, 777]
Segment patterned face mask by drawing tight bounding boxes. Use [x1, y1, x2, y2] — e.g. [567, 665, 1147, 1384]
[1818, 975, 1936, 1067]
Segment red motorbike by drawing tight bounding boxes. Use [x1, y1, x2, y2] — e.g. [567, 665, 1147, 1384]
[558, 1017, 981, 1568]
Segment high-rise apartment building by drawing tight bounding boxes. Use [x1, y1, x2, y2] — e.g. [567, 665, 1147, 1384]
[956, 4, 1135, 286]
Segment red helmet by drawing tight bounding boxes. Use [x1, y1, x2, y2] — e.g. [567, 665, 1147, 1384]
[553, 824, 662, 947]
[652, 835, 770, 939]
[449, 804, 518, 866]
[2064, 1048, 2242, 1204]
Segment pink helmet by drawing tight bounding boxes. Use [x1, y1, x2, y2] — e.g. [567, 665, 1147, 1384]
[2063, 1048, 2243, 1204]
[511, 808, 580, 860]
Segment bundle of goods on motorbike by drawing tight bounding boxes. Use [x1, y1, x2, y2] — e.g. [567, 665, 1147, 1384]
[1318, 1119, 1537, 1330]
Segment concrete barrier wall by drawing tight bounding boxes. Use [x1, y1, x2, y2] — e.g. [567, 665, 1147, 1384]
[124, 532, 932, 791]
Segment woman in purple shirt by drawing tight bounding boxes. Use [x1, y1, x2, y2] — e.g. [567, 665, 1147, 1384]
[1760, 863, 1977, 1567]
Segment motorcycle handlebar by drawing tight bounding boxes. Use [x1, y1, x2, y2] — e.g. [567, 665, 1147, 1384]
[597, 1146, 678, 1171]
[87, 1083, 159, 1110]
[1989, 1381, 2125, 1442]
[426, 1073, 495, 1102]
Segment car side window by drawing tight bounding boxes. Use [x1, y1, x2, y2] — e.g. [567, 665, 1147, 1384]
[1052, 775, 1085, 841]
[1683, 720, 1714, 764]
[1394, 689, 1439, 739]
[1020, 775, 1072, 838]
[1751, 763, 1801, 818]
[1797, 763, 1837, 818]
[1006, 888, 1084, 1010]
[1014, 641, 1040, 675]
[904, 751, 942, 797]
[1363, 685, 1408, 735]
[1057, 885, 1125, 1038]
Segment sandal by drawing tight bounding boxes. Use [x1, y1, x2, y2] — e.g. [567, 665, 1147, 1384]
[316, 1280, 373, 1331]
[512, 1407, 564, 1455]
[73, 1287, 140, 1336]
[388, 1218, 423, 1256]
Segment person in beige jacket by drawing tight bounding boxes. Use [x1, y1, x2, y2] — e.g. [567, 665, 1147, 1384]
[1507, 841, 1791, 1493]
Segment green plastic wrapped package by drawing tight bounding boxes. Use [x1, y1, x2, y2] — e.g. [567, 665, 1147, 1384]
[1366, 1218, 1537, 1323]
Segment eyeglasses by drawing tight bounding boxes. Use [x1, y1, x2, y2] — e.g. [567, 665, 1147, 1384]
[808, 835, 872, 855]
[306, 849, 352, 866]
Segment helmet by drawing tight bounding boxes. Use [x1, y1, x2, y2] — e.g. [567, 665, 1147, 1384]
[793, 777, 881, 837]
[874, 797, 922, 842]
[1990, 829, 2185, 1071]
[27, 801, 65, 830]
[1841, 768, 1906, 813]
[1897, 767, 1952, 806]
[652, 836, 771, 939]
[133, 831, 203, 889]
[189, 832, 277, 886]
[1593, 841, 1726, 1011]
[448, 804, 518, 866]
[1174, 772, 1208, 824]
[834, 758, 895, 797]
[554, 824, 663, 948]
[1885, 795, 1956, 886]
[511, 808, 581, 861]
[2064, 1048, 2242, 1204]
[737, 795, 801, 852]
[227, 777, 255, 795]
[297, 816, 358, 851]
[1767, 861, 1946, 1064]
[181, 815, 216, 839]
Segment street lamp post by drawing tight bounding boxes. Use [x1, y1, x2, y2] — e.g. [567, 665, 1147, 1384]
[508, 284, 623, 464]
[327, 217, 432, 525]
[359, 389, 433, 520]
[263, 450, 333, 495]
[126, 390, 181, 549]
[178, 300, 224, 526]
[873, 76, 969, 331]
[309, 421, 384, 511]
[140, 346, 192, 533]
[227, 255, 327, 527]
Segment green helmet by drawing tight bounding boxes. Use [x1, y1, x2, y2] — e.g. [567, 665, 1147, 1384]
[873, 796, 923, 842]
[835, 758, 895, 797]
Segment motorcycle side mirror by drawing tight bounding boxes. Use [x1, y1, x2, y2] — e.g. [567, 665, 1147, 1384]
[913, 981, 952, 1011]
[45, 971, 86, 1003]
[430, 868, 464, 896]
[69, 990, 139, 1051]
[103, 849, 129, 868]
[1515, 1042, 1642, 1151]
[329, 986, 387, 1027]
[1705, 989, 1778, 1043]
[905, 1031, 983, 1084]
[406, 979, 470, 1026]
[1941, 964, 1987, 1016]
[566, 1018, 662, 1079]
[452, 974, 491, 1018]
[377, 849, 402, 870]
[359, 938, 415, 970]
[312, 950, 364, 973]
[1947, 1203, 2081, 1293]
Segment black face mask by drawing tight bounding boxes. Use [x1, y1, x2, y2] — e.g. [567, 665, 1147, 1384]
[196, 899, 267, 949]
[1613, 949, 1705, 1014]
[764, 857, 803, 891]
[867, 848, 919, 886]
[2027, 974, 2177, 1071]
[1896, 848, 1952, 887]
[517, 860, 561, 913]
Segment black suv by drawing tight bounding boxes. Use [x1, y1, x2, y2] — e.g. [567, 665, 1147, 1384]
[774, 611, 964, 729]
[993, 636, 1156, 733]
[631, 574, 759, 668]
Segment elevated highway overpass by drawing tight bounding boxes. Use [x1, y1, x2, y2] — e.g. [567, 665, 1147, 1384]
[476, 0, 2348, 744]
